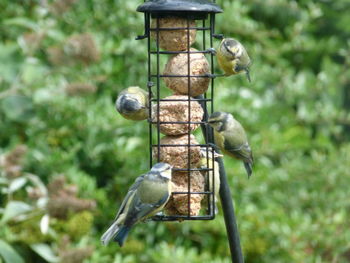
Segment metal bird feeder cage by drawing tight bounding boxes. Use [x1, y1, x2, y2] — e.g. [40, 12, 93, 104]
[136, 0, 244, 262]
[137, 0, 222, 221]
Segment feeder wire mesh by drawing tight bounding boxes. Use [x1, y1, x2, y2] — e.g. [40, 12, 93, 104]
[143, 14, 218, 221]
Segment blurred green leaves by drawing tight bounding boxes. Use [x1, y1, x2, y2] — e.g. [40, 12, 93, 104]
[1, 95, 35, 123]
[0, 239, 24, 263]
[30, 243, 59, 263]
[1, 201, 33, 224]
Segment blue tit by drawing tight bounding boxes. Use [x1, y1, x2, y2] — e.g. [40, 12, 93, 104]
[115, 86, 149, 121]
[216, 38, 251, 82]
[101, 162, 172, 246]
[199, 147, 223, 214]
[208, 112, 253, 178]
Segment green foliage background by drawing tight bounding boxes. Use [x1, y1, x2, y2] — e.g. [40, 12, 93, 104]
[1, 0, 350, 262]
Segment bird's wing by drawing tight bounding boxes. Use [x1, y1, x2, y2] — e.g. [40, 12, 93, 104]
[124, 191, 170, 225]
[234, 63, 247, 73]
[114, 175, 145, 220]
[234, 49, 251, 73]
[136, 193, 170, 220]
[224, 139, 253, 163]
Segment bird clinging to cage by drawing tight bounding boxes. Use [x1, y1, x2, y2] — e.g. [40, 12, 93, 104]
[115, 86, 149, 121]
[101, 163, 172, 247]
[199, 147, 223, 214]
[216, 38, 251, 82]
[208, 112, 253, 178]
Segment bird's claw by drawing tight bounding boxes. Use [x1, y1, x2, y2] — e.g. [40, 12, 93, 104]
[207, 48, 217, 55]
[207, 143, 221, 153]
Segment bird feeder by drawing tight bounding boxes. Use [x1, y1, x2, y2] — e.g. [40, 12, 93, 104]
[136, 0, 244, 262]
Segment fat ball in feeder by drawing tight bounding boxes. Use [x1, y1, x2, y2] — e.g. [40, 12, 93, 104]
[166, 170, 205, 216]
[153, 134, 201, 169]
[163, 48, 210, 97]
[152, 95, 204, 135]
[151, 17, 197, 51]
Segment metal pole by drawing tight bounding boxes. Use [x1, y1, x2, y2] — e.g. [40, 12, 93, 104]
[217, 156, 244, 263]
[196, 95, 244, 263]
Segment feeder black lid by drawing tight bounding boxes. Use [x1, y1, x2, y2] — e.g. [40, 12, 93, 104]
[137, 0, 222, 19]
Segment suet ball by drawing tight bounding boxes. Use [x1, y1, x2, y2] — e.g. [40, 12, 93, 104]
[163, 48, 210, 97]
[153, 134, 201, 169]
[151, 17, 196, 51]
[152, 95, 204, 135]
[165, 170, 205, 216]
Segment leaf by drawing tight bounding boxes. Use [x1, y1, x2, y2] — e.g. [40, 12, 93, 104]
[1, 201, 32, 223]
[25, 173, 48, 196]
[30, 244, 59, 263]
[8, 177, 27, 194]
[0, 44, 23, 82]
[1, 95, 35, 123]
[3, 17, 37, 30]
[40, 214, 50, 235]
[0, 239, 24, 263]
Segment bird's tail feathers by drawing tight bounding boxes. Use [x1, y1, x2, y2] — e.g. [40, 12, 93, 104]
[101, 221, 120, 246]
[244, 162, 253, 179]
[245, 69, 251, 83]
[114, 226, 131, 247]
